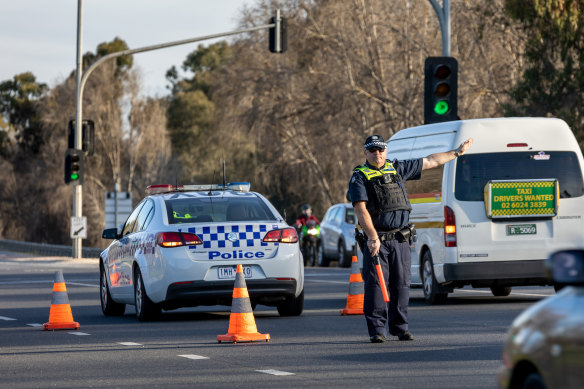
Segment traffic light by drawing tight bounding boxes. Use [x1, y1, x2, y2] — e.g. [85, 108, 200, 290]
[68, 120, 95, 156]
[424, 57, 458, 124]
[64, 148, 84, 185]
[269, 15, 287, 53]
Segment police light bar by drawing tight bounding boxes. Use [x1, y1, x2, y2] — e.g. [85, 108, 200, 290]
[226, 182, 251, 192]
[146, 182, 251, 195]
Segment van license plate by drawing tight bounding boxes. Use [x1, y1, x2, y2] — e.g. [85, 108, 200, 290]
[506, 224, 536, 235]
[218, 266, 252, 279]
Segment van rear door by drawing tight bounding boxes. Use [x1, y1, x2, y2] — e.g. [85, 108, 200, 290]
[454, 151, 584, 262]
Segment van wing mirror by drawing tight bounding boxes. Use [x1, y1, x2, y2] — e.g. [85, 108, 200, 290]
[546, 250, 584, 286]
[102, 227, 120, 240]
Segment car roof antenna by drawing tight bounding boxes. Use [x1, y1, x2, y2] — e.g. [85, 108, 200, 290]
[208, 170, 216, 196]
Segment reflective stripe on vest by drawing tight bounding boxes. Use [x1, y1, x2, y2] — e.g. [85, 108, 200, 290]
[354, 161, 397, 179]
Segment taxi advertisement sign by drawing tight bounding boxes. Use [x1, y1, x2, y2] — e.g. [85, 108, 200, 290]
[484, 179, 558, 219]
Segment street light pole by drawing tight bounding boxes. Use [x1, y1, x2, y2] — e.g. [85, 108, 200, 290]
[428, 0, 451, 56]
[71, 7, 280, 258]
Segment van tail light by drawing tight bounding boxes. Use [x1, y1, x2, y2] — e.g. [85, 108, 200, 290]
[444, 206, 457, 247]
[157, 232, 202, 247]
[263, 228, 299, 243]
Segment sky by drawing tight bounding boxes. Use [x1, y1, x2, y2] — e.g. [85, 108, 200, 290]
[1, 0, 256, 96]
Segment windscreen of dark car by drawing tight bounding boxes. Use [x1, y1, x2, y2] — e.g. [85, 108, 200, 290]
[165, 195, 277, 224]
[455, 151, 584, 201]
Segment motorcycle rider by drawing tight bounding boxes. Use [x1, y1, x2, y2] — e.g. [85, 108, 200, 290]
[294, 204, 320, 229]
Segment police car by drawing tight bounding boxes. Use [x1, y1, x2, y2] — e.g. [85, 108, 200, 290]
[99, 182, 304, 321]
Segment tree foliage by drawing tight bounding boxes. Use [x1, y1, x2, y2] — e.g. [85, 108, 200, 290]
[0, 1, 557, 246]
[504, 0, 584, 145]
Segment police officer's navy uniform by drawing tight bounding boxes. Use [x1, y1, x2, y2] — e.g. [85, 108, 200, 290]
[348, 156, 422, 339]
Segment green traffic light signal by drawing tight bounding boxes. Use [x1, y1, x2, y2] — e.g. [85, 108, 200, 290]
[434, 101, 449, 115]
[65, 149, 84, 185]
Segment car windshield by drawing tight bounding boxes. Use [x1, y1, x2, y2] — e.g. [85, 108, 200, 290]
[455, 151, 584, 201]
[345, 208, 356, 224]
[164, 195, 277, 224]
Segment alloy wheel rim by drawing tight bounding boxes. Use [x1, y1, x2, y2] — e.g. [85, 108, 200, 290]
[423, 260, 432, 296]
[135, 274, 143, 315]
[101, 271, 107, 307]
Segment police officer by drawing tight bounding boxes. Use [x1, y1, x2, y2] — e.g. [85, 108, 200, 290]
[349, 134, 473, 343]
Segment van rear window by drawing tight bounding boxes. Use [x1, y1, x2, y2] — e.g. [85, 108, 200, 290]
[455, 151, 584, 201]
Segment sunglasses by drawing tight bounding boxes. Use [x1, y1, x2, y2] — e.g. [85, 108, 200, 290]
[367, 147, 386, 153]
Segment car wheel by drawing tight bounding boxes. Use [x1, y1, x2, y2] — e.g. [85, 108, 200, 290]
[317, 244, 329, 267]
[490, 286, 512, 297]
[422, 251, 448, 305]
[277, 290, 304, 316]
[100, 263, 125, 316]
[134, 268, 161, 321]
[338, 241, 351, 268]
[522, 373, 546, 389]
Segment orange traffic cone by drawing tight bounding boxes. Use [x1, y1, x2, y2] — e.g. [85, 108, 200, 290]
[217, 264, 270, 343]
[340, 256, 364, 315]
[43, 271, 80, 331]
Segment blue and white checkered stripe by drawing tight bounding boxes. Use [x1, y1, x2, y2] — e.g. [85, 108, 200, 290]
[184, 224, 277, 249]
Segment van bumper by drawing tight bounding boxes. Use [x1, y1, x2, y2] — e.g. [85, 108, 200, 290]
[442, 260, 551, 287]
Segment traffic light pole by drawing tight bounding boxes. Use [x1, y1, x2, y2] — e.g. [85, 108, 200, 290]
[72, 2, 281, 258]
[72, 0, 84, 258]
[428, 0, 450, 56]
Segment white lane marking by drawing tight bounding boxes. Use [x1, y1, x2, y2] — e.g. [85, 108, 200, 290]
[26, 323, 43, 327]
[306, 279, 347, 284]
[67, 282, 99, 288]
[118, 342, 142, 346]
[68, 332, 90, 336]
[0, 280, 98, 286]
[178, 354, 210, 360]
[0, 316, 17, 321]
[256, 369, 295, 376]
[456, 289, 551, 298]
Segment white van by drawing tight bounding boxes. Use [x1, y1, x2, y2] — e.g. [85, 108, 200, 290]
[386, 117, 584, 304]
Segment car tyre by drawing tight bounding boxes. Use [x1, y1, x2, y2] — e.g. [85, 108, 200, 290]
[134, 268, 161, 321]
[100, 263, 125, 316]
[490, 286, 512, 297]
[522, 373, 546, 389]
[277, 290, 304, 316]
[338, 241, 351, 268]
[422, 251, 448, 305]
[317, 244, 329, 267]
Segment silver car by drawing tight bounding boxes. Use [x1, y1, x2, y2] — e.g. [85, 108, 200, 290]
[498, 249, 584, 389]
[318, 203, 359, 267]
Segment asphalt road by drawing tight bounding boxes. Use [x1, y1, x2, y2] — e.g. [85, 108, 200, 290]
[0, 250, 554, 388]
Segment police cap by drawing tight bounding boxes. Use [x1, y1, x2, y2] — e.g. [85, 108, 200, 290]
[363, 135, 386, 150]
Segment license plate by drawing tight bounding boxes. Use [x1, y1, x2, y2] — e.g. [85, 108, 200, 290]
[506, 224, 537, 235]
[218, 266, 252, 279]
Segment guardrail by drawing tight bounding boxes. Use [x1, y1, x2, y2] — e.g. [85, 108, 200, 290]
[0, 239, 102, 259]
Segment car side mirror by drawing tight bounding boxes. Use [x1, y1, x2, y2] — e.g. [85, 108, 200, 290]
[546, 250, 584, 287]
[102, 227, 120, 240]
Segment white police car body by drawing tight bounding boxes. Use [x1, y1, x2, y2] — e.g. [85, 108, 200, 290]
[99, 183, 304, 321]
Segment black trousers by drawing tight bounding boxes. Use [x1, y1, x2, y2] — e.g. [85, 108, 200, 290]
[362, 238, 411, 337]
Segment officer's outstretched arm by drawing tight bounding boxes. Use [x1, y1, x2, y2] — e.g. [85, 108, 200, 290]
[422, 137, 474, 170]
[353, 201, 380, 257]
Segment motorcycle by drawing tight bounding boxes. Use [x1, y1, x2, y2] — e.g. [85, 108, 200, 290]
[301, 219, 320, 267]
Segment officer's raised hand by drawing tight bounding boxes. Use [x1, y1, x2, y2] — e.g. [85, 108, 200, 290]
[422, 138, 474, 170]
